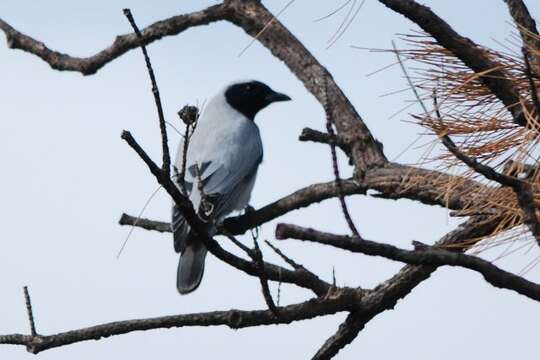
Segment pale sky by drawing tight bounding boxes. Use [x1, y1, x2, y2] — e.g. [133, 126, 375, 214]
[0, 1, 539, 359]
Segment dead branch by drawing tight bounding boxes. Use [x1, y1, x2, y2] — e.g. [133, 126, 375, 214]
[23, 287, 37, 337]
[504, 0, 540, 55]
[0, 4, 228, 75]
[322, 78, 362, 239]
[124, 9, 171, 176]
[0, 290, 358, 354]
[0, 1, 538, 358]
[119, 163, 487, 235]
[310, 216, 499, 358]
[299, 127, 350, 154]
[378, 0, 527, 125]
[276, 223, 540, 301]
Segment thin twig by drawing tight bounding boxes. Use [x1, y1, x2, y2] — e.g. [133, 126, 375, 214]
[123, 9, 171, 176]
[264, 240, 302, 271]
[220, 227, 252, 255]
[252, 238, 279, 317]
[177, 105, 199, 194]
[23, 286, 37, 336]
[322, 77, 362, 239]
[179, 124, 190, 194]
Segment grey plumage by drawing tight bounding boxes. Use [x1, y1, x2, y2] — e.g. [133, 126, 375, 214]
[172, 80, 290, 294]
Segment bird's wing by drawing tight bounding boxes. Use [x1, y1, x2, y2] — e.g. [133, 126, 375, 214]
[172, 120, 262, 233]
[186, 122, 262, 216]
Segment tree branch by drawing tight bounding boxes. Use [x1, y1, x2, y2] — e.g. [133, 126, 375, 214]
[2, 2, 531, 358]
[378, 0, 527, 125]
[226, 0, 387, 172]
[503, 0, 540, 55]
[299, 127, 349, 154]
[308, 216, 500, 358]
[123, 9, 171, 176]
[433, 111, 540, 246]
[276, 224, 540, 302]
[119, 162, 487, 237]
[312, 311, 369, 360]
[0, 290, 358, 354]
[23, 287, 37, 337]
[322, 78, 362, 239]
[0, 4, 228, 75]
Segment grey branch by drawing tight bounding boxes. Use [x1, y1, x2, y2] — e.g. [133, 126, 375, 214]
[503, 0, 540, 55]
[299, 127, 349, 154]
[0, 290, 358, 354]
[276, 223, 540, 302]
[311, 216, 499, 358]
[119, 162, 487, 235]
[23, 287, 37, 336]
[378, 0, 528, 126]
[0, 4, 227, 75]
[1, 0, 538, 358]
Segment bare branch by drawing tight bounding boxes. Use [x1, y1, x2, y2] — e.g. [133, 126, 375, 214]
[226, 0, 387, 171]
[252, 238, 279, 317]
[299, 127, 350, 154]
[503, 0, 540, 54]
[2, 2, 532, 358]
[322, 78, 362, 239]
[123, 9, 171, 176]
[119, 213, 171, 232]
[312, 311, 368, 360]
[176, 105, 199, 193]
[276, 224, 540, 302]
[0, 4, 228, 75]
[221, 178, 364, 235]
[0, 0, 387, 172]
[265, 240, 304, 271]
[0, 290, 358, 354]
[23, 287, 37, 337]
[309, 216, 500, 358]
[378, 0, 527, 125]
[120, 163, 488, 237]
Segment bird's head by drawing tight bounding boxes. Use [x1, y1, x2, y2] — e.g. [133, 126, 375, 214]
[224, 80, 291, 120]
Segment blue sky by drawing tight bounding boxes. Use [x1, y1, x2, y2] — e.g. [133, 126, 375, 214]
[0, 1, 539, 359]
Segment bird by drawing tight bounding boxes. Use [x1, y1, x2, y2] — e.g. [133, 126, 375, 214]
[171, 80, 291, 294]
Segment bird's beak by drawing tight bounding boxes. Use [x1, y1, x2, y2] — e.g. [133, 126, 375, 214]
[266, 91, 291, 103]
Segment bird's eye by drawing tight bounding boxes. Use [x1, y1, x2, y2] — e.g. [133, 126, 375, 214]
[245, 85, 251, 91]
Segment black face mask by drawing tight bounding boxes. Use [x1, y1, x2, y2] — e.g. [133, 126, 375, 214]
[225, 81, 291, 120]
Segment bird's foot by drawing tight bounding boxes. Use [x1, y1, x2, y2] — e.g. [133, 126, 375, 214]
[244, 205, 256, 215]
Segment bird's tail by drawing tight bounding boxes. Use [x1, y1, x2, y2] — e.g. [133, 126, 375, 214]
[177, 235, 208, 294]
